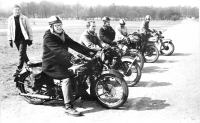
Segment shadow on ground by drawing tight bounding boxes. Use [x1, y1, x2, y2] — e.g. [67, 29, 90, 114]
[142, 66, 169, 73]
[122, 97, 170, 111]
[156, 59, 178, 63]
[135, 80, 172, 87]
[170, 53, 191, 56]
[24, 96, 170, 115]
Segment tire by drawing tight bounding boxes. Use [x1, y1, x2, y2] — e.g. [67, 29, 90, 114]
[160, 42, 175, 56]
[143, 45, 159, 63]
[91, 74, 128, 109]
[129, 52, 144, 70]
[120, 61, 141, 87]
[18, 72, 45, 105]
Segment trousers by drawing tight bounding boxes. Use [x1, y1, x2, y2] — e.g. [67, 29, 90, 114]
[14, 40, 29, 69]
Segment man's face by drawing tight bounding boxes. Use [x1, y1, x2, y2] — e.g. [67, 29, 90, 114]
[105, 21, 110, 27]
[120, 24, 125, 28]
[89, 23, 96, 32]
[146, 19, 150, 22]
[13, 7, 21, 16]
[53, 23, 63, 33]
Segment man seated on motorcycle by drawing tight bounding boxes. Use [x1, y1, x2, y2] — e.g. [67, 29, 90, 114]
[99, 16, 117, 46]
[79, 20, 105, 51]
[115, 19, 129, 42]
[42, 16, 96, 117]
[140, 15, 153, 40]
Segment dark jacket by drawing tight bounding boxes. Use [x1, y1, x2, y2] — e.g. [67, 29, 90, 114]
[42, 29, 95, 79]
[99, 26, 115, 46]
[79, 30, 103, 51]
[140, 20, 151, 34]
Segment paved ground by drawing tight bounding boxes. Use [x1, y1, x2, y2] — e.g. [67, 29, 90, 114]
[1, 19, 200, 123]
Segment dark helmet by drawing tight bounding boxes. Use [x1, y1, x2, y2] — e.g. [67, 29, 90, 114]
[48, 16, 62, 25]
[102, 16, 110, 22]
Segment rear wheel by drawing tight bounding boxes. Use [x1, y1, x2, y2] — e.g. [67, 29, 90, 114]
[18, 72, 45, 104]
[143, 45, 159, 63]
[160, 42, 175, 56]
[92, 74, 128, 109]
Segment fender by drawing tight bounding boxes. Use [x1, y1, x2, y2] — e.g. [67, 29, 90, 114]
[121, 56, 137, 65]
[14, 69, 30, 88]
[102, 69, 124, 78]
[163, 39, 172, 43]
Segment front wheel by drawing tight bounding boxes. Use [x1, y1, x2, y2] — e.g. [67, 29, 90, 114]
[143, 45, 159, 63]
[160, 42, 175, 56]
[119, 61, 141, 87]
[91, 74, 128, 109]
[129, 52, 144, 70]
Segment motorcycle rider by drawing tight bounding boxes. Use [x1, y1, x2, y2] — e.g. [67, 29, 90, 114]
[115, 19, 128, 41]
[99, 16, 116, 46]
[140, 15, 152, 40]
[79, 20, 104, 51]
[42, 16, 95, 116]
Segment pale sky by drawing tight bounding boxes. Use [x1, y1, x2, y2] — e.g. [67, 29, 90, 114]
[0, 0, 199, 10]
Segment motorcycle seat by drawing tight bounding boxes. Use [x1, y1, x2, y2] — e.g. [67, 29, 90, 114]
[27, 60, 42, 67]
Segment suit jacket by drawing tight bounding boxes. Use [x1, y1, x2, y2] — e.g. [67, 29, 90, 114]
[7, 14, 33, 41]
[42, 29, 95, 79]
[99, 26, 115, 46]
[79, 30, 103, 51]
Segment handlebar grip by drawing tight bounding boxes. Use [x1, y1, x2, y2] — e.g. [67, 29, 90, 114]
[77, 54, 91, 61]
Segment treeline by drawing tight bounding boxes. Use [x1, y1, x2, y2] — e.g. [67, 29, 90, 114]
[0, 1, 199, 20]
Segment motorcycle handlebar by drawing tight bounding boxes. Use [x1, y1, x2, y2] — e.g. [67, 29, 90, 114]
[77, 54, 91, 62]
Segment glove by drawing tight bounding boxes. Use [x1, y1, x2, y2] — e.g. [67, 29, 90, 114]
[88, 52, 95, 57]
[9, 40, 13, 48]
[70, 55, 81, 64]
[27, 40, 33, 46]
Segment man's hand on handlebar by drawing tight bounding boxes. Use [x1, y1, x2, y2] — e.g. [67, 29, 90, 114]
[70, 55, 81, 64]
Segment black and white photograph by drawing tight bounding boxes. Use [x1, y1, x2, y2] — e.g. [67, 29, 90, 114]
[0, 0, 199, 122]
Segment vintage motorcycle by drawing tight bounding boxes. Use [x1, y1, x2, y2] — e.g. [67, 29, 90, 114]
[128, 32, 159, 63]
[14, 50, 129, 109]
[116, 37, 144, 70]
[150, 29, 175, 56]
[103, 46, 141, 87]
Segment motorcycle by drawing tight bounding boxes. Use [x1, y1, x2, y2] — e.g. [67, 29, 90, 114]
[151, 29, 175, 56]
[103, 46, 141, 87]
[116, 37, 144, 70]
[128, 32, 159, 63]
[14, 50, 129, 109]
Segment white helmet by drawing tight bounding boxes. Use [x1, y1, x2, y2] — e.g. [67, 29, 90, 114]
[119, 19, 125, 25]
[48, 16, 62, 25]
[145, 15, 151, 20]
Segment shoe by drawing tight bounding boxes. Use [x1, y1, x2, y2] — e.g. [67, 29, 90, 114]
[12, 69, 21, 77]
[64, 106, 82, 117]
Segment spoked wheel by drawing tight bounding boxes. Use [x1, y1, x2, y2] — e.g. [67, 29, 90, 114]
[118, 61, 141, 87]
[129, 52, 144, 70]
[18, 72, 48, 105]
[92, 74, 128, 109]
[160, 42, 175, 56]
[143, 45, 159, 63]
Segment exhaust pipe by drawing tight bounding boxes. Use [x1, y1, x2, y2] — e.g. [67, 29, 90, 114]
[20, 93, 52, 99]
